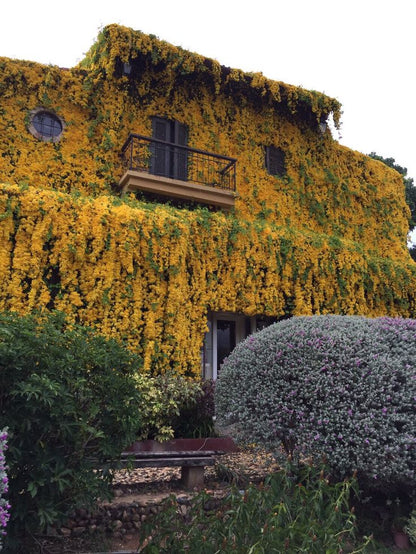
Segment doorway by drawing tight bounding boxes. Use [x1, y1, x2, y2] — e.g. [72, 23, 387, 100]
[150, 117, 188, 181]
[202, 312, 255, 380]
[202, 312, 279, 379]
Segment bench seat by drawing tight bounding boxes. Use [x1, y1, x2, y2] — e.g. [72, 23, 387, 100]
[118, 450, 219, 488]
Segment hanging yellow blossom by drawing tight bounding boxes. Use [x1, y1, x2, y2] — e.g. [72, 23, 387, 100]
[0, 25, 415, 376]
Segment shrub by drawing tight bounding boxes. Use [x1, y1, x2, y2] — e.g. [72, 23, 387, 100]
[215, 315, 416, 492]
[405, 508, 416, 545]
[138, 460, 371, 553]
[134, 372, 202, 441]
[134, 377, 216, 441]
[172, 379, 216, 438]
[0, 429, 10, 551]
[0, 311, 143, 545]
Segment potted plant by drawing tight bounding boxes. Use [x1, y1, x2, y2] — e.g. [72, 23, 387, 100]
[129, 375, 239, 453]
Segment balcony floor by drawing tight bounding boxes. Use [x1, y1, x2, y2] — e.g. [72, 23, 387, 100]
[119, 170, 236, 210]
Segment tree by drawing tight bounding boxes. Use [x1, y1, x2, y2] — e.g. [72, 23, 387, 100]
[0, 311, 143, 547]
[368, 152, 416, 232]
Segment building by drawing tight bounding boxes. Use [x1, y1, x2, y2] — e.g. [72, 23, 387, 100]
[0, 24, 415, 378]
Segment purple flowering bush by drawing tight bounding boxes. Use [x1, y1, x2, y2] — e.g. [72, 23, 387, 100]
[0, 429, 10, 551]
[215, 315, 416, 491]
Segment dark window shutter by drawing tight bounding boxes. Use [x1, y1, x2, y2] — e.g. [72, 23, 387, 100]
[265, 146, 286, 177]
[173, 121, 188, 181]
[153, 118, 169, 141]
[150, 117, 188, 180]
[151, 118, 171, 176]
[174, 121, 187, 146]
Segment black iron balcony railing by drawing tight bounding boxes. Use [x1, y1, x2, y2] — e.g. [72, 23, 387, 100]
[121, 134, 236, 192]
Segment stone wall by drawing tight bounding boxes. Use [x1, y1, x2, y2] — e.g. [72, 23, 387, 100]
[55, 489, 225, 541]
[58, 496, 166, 540]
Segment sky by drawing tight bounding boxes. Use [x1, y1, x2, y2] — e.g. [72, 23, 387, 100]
[1, 0, 415, 182]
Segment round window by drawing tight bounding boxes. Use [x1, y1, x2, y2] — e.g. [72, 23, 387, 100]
[28, 108, 65, 141]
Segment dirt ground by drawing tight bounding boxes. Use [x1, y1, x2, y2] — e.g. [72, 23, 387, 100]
[31, 449, 278, 553]
[109, 450, 279, 552]
[27, 450, 409, 553]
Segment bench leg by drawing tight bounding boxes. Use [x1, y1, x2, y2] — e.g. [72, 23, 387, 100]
[181, 466, 204, 488]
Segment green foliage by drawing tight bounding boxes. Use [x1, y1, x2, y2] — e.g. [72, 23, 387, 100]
[133, 376, 216, 441]
[215, 315, 416, 494]
[0, 429, 9, 549]
[368, 152, 416, 231]
[171, 379, 216, 438]
[133, 372, 202, 441]
[405, 178, 416, 232]
[368, 152, 408, 176]
[0, 311, 143, 545]
[406, 509, 416, 545]
[138, 460, 371, 553]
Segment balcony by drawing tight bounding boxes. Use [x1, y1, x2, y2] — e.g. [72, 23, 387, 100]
[119, 134, 237, 210]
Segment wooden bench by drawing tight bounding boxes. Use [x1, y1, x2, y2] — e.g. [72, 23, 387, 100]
[119, 450, 219, 489]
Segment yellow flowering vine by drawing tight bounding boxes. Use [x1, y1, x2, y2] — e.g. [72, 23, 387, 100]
[0, 25, 414, 376]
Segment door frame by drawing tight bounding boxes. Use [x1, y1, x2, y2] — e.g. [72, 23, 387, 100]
[202, 312, 279, 379]
[211, 312, 256, 380]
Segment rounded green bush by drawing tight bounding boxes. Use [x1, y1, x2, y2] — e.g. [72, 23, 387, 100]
[215, 315, 416, 489]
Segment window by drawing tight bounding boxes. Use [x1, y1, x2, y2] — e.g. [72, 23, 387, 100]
[150, 117, 188, 181]
[28, 108, 64, 142]
[265, 145, 286, 177]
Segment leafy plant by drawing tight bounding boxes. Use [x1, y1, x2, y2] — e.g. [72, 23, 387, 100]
[134, 372, 202, 441]
[0, 311, 143, 548]
[215, 315, 416, 494]
[171, 379, 217, 438]
[405, 509, 416, 545]
[138, 460, 372, 553]
[133, 376, 217, 441]
[0, 429, 10, 551]
[369, 152, 416, 231]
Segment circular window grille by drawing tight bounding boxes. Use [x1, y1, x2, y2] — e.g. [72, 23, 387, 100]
[28, 108, 65, 141]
